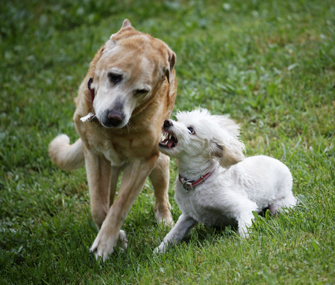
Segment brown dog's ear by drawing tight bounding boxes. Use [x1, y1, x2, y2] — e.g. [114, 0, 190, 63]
[165, 49, 176, 83]
[89, 46, 105, 73]
[121, 19, 133, 29]
[106, 19, 135, 50]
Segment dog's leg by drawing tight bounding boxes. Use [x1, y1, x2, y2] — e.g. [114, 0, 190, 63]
[154, 214, 198, 254]
[90, 156, 158, 261]
[84, 148, 112, 229]
[234, 199, 258, 238]
[269, 193, 297, 214]
[237, 212, 255, 238]
[269, 175, 296, 214]
[109, 166, 122, 207]
[149, 153, 173, 225]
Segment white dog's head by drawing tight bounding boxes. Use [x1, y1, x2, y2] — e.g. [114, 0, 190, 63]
[159, 109, 245, 168]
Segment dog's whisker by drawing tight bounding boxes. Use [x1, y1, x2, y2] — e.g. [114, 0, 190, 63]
[126, 122, 137, 133]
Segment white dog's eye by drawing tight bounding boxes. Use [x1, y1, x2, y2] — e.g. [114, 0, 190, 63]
[187, 127, 195, 135]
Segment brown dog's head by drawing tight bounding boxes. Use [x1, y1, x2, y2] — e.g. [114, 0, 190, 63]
[91, 19, 176, 128]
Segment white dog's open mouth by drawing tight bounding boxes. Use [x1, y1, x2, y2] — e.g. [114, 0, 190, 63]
[159, 131, 178, 149]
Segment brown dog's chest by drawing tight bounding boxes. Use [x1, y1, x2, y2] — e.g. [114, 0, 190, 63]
[86, 126, 159, 166]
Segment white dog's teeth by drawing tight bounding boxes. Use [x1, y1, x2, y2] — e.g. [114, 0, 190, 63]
[161, 133, 168, 142]
[169, 134, 171, 139]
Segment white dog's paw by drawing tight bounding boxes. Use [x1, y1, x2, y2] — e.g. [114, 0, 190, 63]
[90, 230, 128, 261]
[153, 243, 168, 254]
[238, 226, 250, 238]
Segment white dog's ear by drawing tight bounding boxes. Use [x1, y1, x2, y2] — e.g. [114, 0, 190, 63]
[210, 138, 245, 168]
[213, 115, 241, 137]
[208, 115, 245, 167]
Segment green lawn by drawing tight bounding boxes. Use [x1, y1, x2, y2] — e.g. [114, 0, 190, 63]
[1, 0, 334, 284]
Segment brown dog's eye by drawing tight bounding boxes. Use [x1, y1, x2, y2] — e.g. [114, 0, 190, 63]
[108, 73, 123, 84]
[187, 127, 195, 135]
[135, 89, 149, 95]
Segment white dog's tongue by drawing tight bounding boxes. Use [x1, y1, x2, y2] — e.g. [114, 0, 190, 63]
[160, 131, 178, 149]
[167, 140, 174, 149]
[160, 138, 175, 149]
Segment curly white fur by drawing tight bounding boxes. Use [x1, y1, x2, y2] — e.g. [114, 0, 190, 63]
[155, 109, 296, 253]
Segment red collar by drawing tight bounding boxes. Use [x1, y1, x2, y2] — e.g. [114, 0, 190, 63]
[178, 167, 216, 192]
[88, 77, 95, 102]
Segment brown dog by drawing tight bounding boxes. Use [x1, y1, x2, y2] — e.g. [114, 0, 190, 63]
[49, 19, 176, 261]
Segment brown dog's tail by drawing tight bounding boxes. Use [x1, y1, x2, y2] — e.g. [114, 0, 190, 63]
[49, 135, 85, 171]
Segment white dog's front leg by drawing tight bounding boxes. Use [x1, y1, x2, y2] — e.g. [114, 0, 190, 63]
[154, 214, 198, 254]
[235, 201, 258, 238]
[237, 214, 254, 238]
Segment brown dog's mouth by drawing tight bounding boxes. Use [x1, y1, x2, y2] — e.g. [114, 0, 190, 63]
[159, 130, 178, 149]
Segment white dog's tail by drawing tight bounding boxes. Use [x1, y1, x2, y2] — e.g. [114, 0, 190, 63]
[49, 134, 85, 171]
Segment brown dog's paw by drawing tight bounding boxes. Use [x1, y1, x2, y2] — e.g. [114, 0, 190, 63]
[117, 230, 128, 251]
[90, 230, 127, 261]
[155, 209, 174, 227]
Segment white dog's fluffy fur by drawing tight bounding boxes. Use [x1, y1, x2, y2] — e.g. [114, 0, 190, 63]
[155, 109, 296, 253]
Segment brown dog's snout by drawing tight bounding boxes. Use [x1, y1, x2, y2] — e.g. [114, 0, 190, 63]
[163, 119, 173, 128]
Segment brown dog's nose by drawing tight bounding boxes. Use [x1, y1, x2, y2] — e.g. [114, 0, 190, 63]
[163, 119, 173, 128]
[107, 111, 124, 126]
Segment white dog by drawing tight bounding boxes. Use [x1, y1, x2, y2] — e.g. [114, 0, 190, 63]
[155, 109, 296, 253]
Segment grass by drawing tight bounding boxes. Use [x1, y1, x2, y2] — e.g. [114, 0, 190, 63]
[1, 0, 334, 284]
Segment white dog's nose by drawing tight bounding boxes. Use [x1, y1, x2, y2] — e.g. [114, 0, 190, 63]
[163, 119, 173, 128]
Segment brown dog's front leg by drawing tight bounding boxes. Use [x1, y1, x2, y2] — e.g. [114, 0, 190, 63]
[109, 166, 122, 208]
[84, 148, 112, 229]
[149, 153, 173, 225]
[90, 156, 158, 261]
